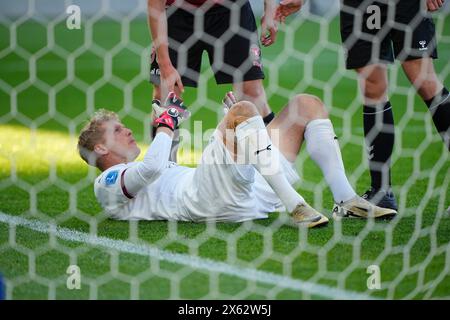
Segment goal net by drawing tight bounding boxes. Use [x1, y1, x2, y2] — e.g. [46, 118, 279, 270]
[0, 0, 448, 300]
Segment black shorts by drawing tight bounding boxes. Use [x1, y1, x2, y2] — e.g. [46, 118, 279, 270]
[340, 0, 438, 69]
[150, 1, 264, 87]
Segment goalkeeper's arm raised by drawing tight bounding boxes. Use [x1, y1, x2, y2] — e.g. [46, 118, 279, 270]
[120, 126, 173, 198]
[120, 93, 190, 197]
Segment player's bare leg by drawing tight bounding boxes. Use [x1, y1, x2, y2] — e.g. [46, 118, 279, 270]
[357, 64, 389, 105]
[401, 58, 442, 100]
[402, 58, 450, 149]
[355, 64, 398, 210]
[233, 80, 273, 121]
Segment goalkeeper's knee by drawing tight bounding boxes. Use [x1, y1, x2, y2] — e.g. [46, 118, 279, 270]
[227, 101, 259, 130]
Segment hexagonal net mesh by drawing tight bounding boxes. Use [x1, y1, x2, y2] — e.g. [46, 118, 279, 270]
[0, 0, 449, 300]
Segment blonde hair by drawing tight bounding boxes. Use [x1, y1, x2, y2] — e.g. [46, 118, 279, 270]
[77, 109, 119, 167]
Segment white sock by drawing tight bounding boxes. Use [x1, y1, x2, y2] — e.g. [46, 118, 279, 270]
[304, 119, 356, 203]
[235, 116, 306, 212]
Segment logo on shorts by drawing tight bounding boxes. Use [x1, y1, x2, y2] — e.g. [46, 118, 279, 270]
[105, 170, 119, 186]
[419, 40, 428, 51]
[255, 144, 272, 155]
[250, 44, 262, 68]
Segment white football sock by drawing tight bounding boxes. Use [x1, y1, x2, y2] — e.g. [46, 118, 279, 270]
[304, 119, 356, 203]
[235, 116, 306, 212]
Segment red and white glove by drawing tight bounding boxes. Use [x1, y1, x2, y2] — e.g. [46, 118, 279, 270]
[152, 92, 191, 131]
[154, 108, 181, 131]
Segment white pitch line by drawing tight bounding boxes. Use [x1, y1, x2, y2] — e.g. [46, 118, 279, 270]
[0, 212, 376, 300]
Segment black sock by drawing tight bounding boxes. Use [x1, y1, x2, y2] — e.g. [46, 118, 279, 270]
[424, 87, 450, 150]
[263, 112, 275, 126]
[363, 101, 395, 191]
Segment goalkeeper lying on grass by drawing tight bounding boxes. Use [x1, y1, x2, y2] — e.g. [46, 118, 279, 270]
[77, 92, 395, 228]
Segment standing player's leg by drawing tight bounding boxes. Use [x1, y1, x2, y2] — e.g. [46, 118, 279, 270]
[206, 1, 274, 124]
[356, 64, 397, 209]
[340, 0, 398, 210]
[233, 80, 273, 123]
[401, 58, 449, 149]
[392, 0, 449, 150]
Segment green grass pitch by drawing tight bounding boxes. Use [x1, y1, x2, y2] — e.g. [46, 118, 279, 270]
[0, 15, 449, 299]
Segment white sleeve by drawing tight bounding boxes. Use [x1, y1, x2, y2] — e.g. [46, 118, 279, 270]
[121, 132, 173, 198]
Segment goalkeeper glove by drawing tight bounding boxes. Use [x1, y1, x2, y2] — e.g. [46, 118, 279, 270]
[152, 92, 190, 123]
[153, 92, 190, 131]
[154, 108, 180, 131]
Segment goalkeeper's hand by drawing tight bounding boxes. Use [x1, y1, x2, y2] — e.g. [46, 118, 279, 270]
[154, 108, 182, 131]
[152, 92, 191, 129]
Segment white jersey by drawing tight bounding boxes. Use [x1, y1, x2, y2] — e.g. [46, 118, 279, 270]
[94, 131, 300, 222]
